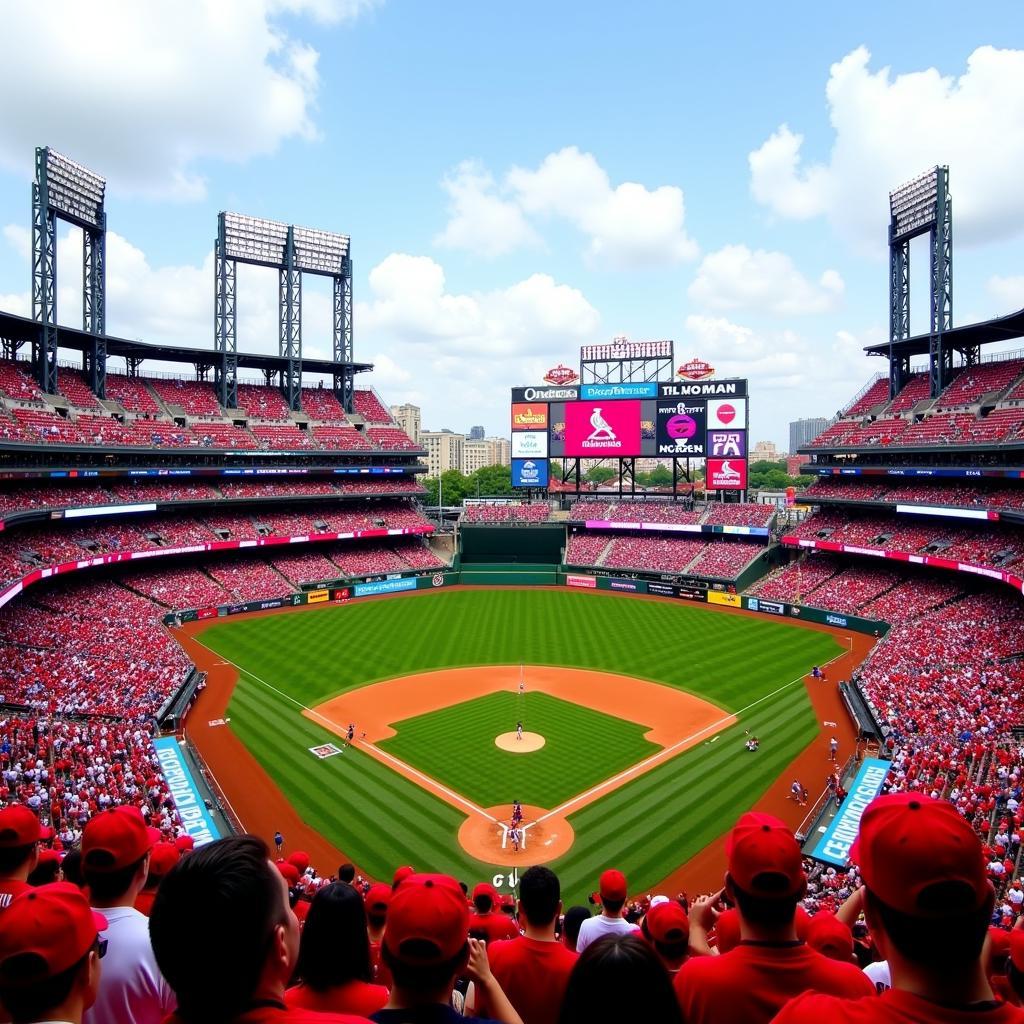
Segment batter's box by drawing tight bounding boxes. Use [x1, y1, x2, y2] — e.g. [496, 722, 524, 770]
[309, 743, 343, 760]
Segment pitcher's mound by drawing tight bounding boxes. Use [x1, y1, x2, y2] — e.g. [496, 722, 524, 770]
[495, 731, 545, 752]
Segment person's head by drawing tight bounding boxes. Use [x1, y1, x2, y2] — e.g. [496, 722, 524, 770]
[295, 882, 373, 989]
[598, 869, 627, 916]
[81, 807, 159, 905]
[0, 805, 41, 880]
[364, 883, 391, 932]
[26, 849, 61, 887]
[558, 934, 683, 1024]
[143, 843, 180, 892]
[338, 863, 355, 884]
[640, 901, 690, 971]
[1008, 930, 1024, 999]
[519, 866, 562, 930]
[392, 865, 415, 890]
[472, 881, 498, 914]
[60, 849, 83, 888]
[0, 883, 105, 1024]
[150, 835, 299, 1021]
[381, 873, 469, 1002]
[562, 906, 591, 951]
[805, 912, 854, 962]
[724, 812, 805, 931]
[854, 794, 993, 973]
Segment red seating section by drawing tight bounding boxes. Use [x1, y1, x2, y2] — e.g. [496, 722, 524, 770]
[353, 390, 392, 423]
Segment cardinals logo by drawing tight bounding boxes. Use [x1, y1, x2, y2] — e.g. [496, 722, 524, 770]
[586, 407, 617, 442]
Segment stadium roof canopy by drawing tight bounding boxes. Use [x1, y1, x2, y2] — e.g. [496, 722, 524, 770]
[0, 309, 372, 375]
[865, 306, 1024, 358]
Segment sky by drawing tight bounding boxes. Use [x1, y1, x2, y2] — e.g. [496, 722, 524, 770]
[0, 1, 1022, 449]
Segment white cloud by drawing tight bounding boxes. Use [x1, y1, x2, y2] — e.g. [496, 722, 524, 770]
[688, 244, 844, 315]
[434, 161, 541, 259]
[987, 275, 1024, 313]
[0, 0, 375, 200]
[436, 146, 698, 268]
[749, 46, 1024, 248]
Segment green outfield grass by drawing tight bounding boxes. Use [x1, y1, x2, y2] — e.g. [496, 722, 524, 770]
[378, 691, 660, 808]
[198, 588, 842, 903]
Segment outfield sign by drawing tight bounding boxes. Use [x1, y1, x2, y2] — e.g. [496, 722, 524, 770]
[354, 577, 417, 597]
[580, 382, 658, 400]
[152, 737, 220, 847]
[566, 574, 597, 588]
[512, 459, 549, 488]
[810, 759, 890, 867]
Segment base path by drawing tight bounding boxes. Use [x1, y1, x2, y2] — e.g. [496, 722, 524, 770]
[496, 732, 545, 752]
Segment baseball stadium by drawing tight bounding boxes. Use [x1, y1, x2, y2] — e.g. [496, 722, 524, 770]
[2, 134, 1024, 1019]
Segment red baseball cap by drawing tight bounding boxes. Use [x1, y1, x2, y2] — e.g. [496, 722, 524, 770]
[36, 849, 62, 867]
[82, 806, 160, 872]
[393, 865, 416, 889]
[989, 926, 1012, 962]
[364, 883, 392, 917]
[714, 908, 741, 953]
[472, 882, 498, 907]
[0, 805, 41, 848]
[805, 912, 853, 961]
[276, 861, 300, 886]
[600, 869, 628, 902]
[0, 883, 107, 984]
[149, 842, 180, 877]
[1010, 929, 1024, 973]
[175, 835, 195, 853]
[852, 794, 990, 917]
[287, 851, 310, 873]
[384, 873, 470, 966]
[725, 812, 805, 898]
[643, 901, 690, 947]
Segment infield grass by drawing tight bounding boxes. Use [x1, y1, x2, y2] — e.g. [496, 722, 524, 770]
[198, 588, 842, 902]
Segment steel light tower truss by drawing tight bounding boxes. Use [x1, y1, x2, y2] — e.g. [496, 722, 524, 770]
[888, 166, 954, 398]
[216, 212, 352, 412]
[580, 337, 674, 385]
[31, 147, 107, 396]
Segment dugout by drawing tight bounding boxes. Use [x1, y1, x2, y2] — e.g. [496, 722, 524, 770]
[458, 524, 564, 584]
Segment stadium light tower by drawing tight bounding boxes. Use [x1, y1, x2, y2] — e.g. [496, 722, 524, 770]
[215, 212, 352, 411]
[888, 166, 954, 399]
[31, 147, 108, 396]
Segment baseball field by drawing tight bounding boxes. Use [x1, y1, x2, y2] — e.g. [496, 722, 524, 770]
[186, 588, 849, 904]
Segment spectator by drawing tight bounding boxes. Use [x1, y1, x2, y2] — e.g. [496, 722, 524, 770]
[575, 870, 637, 953]
[286, 882, 388, 1017]
[560, 907, 590, 954]
[640, 900, 691, 974]
[0, 882, 106, 1024]
[674, 812, 873, 1023]
[133, 842, 179, 918]
[775, 794, 1024, 1023]
[81, 806, 174, 1024]
[0, 804, 41, 910]
[364, 882, 392, 988]
[557, 933, 682, 1024]
[470, 881, 519, 943]
[372, 873, 521, 1024]
[150, 835, 369, 1023]
[473, 866, 577, 1024]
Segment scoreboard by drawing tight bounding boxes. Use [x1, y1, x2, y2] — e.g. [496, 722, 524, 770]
[510, 379, 749, 490]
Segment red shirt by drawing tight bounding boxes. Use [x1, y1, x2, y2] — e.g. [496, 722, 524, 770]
[479, 935, 578, 1024]
[165, 1004, 370, 1024]
[0, 878, 31, 911]
[286, 981, 388, 1018]
[134, 889, 157, 917]
[470, 911, 519, 943]
[674, 941, 876, 1024]
[368, 940, 392, 989]
[773, 987, 1024, 1024]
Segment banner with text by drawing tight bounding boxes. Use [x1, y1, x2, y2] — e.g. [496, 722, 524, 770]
[810, 759, 890, 866]
[152, 737, 221, 847]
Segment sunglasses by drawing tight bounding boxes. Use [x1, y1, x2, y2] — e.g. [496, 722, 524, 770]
[96, 938, 108, 960]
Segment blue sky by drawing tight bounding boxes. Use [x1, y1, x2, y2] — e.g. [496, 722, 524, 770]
[1, 1, 1022, 448]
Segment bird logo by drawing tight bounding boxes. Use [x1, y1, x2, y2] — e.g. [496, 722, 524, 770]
[586, 407, 617, 442]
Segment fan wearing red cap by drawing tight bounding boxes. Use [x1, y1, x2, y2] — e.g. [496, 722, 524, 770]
[574, 869, 638, 953]
[80, 805, 175, 1024]
[0, 883, 107, 1024]
[134, 842, 180, 918]
[0, 804, 42, 911]
[470, 866, 577, 1024]
[674, 812, 873, 1024]
[374, 873, 520, 1024]
[775, 794, 1024, 1024]
[470, 881, 519, 943]
[641, 900, 691, 974]
[364, 883, 393, 989]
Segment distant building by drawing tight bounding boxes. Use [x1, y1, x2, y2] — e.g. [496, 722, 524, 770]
[469, 425, 485, 440]
[789, 417, 828, 452]
[420, 431, 464, 477]
[787, 454, 811, 477]
[463, 436, 511, 474]
[390, 404, 421, 444]
[750, 440, 780, 464]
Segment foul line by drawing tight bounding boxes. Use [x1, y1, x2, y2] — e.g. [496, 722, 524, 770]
[189, 637, 498, 825]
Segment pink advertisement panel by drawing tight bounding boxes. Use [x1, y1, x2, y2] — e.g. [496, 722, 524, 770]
[706, 458, 748, 490]
[563, 400, 642, 457]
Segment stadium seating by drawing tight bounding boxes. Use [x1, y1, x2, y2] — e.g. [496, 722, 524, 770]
[147, 378, 222, 417]
[312, 424, 374, 449]
[686, 541, 761, 578]
[205, 558, 295, 602]
[0, 359, 42, 401]
[842, 377, 890, 416]
[603, 536, 709, 573]
[804, 478, 1024, 511]
[57, 370, 103, 410]
[889, 373, 933, 414]
[935, 358, 1024, 408]
[352, 389, 392, 423]
[236, 383, 292, 421]
[103, 373, 162, 413]
[462, 504, 550, 523]
[251, 423, 317, 450]
[703, 502, 775, 528]
[367, 426, 419, 450]
[565, 532, 612, 565]
[299, 386, 347, 421]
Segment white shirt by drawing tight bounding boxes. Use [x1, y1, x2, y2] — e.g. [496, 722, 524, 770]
[575, 913, 639, 953]
[863, 960, 891, 993]
[85, 906, 175, 1024]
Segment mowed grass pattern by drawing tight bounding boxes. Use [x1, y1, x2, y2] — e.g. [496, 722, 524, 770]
[199, 589, 842, 903]
[378, 692, 660, 808]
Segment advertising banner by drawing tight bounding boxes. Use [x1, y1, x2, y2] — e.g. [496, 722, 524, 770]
[512, 459, 549, 488]
[707, 591, 742, 607]
[659, 379, 748, 399]
[810, 759, 891, 866]
[607, 577, 643, 592]
[152, 738, 221, 847]
[580, 382, 658, 400]
[656, 399, 706, 456]
[307, 589, 329, 604]
[707, 430, 747, 458]
[563, 400, 642, 457]
[566, 574, 597, 589]
[706, 398, 747, 430]
[677, 586, 709, 601]
[511, 432, 548, 458]
[354, 577, 417, 597]
[746, 597, 785, 615]
[512, 385, 579, 403]
[511, 403, 549, 431]
[647, 582, 676, 597]
[706, 459, 748, 490]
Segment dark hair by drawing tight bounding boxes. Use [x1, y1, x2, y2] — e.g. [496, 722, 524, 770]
[473, 893, 494, 913]
[150, 835, 287, 1022]
[60, 849, 83, 888]
[601, 897, 625, 915]
[381, 941, 469, 995]
[0, 945, 92, 1021]
[558, 934, 683, 1024]
[0, 843, 36, 875]
[1008, 962, 1024, 1000]
[27, 857, 61, 887]
[520, 866, 560, 927]
[84, 853, 148, 904]
[338, 863, 356, 884]
[295, 882, 373, 988]
[730, 877, 799, 929]
[562, 906, 591, 948]
[865, 887, 991, 970]
[640, 916, 689, 964]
